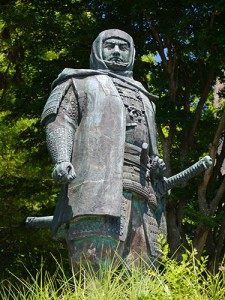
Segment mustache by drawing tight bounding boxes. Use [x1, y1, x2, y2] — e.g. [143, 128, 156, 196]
[104, 60, 128, 67]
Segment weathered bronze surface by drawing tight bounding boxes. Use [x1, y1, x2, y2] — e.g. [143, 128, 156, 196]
[40, 29, 197, 271]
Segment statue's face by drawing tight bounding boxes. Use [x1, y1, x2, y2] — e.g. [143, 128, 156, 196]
[102, 38, 130, 70]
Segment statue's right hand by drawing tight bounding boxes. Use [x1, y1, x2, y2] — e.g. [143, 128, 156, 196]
[52, 161, 76, 184]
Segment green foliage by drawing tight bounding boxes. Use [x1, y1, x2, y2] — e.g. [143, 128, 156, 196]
[1, 249, 225, 299]
[0, 0, 99, 278]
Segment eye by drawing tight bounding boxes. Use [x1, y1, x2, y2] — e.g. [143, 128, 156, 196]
[104, 43, 114, 50]
[120, 45, 129, 51]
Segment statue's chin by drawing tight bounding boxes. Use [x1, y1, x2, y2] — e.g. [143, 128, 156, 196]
[105, 60, 128, 71]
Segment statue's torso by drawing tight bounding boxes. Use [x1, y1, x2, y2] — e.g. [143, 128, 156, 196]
[58, 75, 154, 199]
[49, 75, 158, 234]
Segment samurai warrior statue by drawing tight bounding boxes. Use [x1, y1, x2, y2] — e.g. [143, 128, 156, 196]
[41, 29, 167, 271]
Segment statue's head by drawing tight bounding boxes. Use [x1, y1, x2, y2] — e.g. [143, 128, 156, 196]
[90, 29, 135, 77]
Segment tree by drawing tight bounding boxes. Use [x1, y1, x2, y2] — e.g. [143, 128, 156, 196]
[0, 0, 97, 277]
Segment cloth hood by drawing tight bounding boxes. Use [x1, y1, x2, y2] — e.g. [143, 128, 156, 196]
[90, 29, 135, 77]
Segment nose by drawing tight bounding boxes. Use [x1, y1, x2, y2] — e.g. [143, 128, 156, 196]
[113, 44, 120, 55]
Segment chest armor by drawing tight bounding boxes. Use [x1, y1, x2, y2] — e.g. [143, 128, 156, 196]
[112, 78, 149, 149]
[112, 78, 156, 208]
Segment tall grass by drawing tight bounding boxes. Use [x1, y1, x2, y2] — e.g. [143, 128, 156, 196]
[1, 247, 225, 300]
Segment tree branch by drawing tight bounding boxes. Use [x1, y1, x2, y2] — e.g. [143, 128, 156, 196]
[149, 22, 168, 71]
[188, 66, 215, 148]
[157, 124, 175, 176]
[210, 177, 225, 215]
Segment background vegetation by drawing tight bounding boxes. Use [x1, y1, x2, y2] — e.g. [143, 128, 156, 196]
[2, 248, 225, 300]
[0, 0, 225, 279]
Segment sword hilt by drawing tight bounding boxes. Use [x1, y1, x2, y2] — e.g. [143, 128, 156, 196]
[156, 156, 212, 197]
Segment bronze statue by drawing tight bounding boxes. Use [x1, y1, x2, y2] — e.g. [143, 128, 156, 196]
[38, 29, 212, 271]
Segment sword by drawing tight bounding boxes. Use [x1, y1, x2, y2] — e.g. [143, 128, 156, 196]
[156, 155, 212, 197]
[25, 216, 53, 228]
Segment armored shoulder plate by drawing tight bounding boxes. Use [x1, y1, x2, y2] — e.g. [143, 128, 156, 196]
[41, 79, 71, 125]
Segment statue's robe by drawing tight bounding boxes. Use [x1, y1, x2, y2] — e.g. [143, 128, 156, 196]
[42, 68, 166, 259]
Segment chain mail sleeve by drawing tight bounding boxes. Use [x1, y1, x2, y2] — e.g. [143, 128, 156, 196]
[42, 79, 80, 165]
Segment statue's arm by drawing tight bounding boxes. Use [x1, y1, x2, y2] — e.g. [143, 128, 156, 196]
[42, 80, 79, 184]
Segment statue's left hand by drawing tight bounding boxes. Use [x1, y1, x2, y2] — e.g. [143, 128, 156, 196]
[52, 161, 76, 184]
[150, 156, 166, 178]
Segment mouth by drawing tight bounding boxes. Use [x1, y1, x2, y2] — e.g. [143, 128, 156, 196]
[109, 57, 123, 63]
